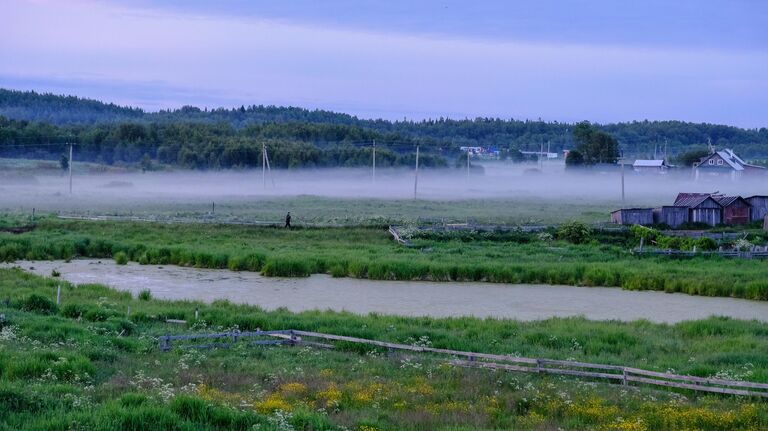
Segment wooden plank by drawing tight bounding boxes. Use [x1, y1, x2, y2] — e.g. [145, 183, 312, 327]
[449, 359, 536, 373]
[293, 330, 538, 364]
[165, 319, 187, 325]
[160, 330, 291, 342]
[538, 358, 625, 372]
[627, 375, 768, 398]
[624, 367, 768, 390]
[453, 360, 627, 381]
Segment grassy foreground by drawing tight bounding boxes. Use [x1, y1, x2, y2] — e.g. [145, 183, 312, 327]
[1, 217, 768, 300]
[1, 268, 767, 430]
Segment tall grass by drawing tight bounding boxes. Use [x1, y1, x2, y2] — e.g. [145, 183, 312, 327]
[1, 218, 767, 300]
[1, 269, 766, 430]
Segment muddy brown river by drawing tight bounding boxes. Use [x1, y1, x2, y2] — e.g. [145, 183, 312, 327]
[4, 259, 768, 323]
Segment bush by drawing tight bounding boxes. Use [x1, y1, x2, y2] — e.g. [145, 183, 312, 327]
[15, 294, 58, 315]
[137, 289, 152, 301]
[114, 251, 129, 265]
[695, 237, 718, 251]
[61, 303, 86, 319]
[630, 225, 659, 242]
[556, 221, 593, 244]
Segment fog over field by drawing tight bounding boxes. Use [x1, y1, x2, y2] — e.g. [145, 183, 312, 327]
[2, 162, 765, 223]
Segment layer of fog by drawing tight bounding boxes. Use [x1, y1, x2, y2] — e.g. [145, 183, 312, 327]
[1, 161, 766, 217]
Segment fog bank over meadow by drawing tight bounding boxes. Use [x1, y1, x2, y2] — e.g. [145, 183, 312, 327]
[1, 163, 766, 221]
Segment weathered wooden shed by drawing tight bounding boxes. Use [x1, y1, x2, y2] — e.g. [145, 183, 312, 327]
[610, 208, 654, 225]
[715, 196, 751, 225]
[653, 206, 688, 228]
[747, 196, 768, 222]
[674, 193, 722, 226]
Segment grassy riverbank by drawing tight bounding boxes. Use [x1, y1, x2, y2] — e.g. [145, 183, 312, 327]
[1, 217, 768, 300]
[1, 268, 766, 430]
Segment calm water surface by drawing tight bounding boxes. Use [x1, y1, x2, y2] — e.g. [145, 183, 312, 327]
[4, 260, 768, 323]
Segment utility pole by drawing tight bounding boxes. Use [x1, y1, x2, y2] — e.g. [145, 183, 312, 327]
[539, 141, 544, 170]
[664, 137, 668, 162]
[620, 153, 625, 203]
[413, 145, 420, 199]
[68, 143, 74, 194]
[264, 144, 275, 187]
[372, 140, 376, 183]
[262, 142, 266, 188]
[466, 147, 470, 180]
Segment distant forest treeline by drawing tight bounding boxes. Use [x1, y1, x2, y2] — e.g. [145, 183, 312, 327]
[1, 88, 767, 170]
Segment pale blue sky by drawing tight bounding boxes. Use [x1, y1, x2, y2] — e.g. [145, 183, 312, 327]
[1, 0, 766, 127]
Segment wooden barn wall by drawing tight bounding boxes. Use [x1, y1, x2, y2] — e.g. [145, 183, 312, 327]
[690, 208, 722, 226]
[654, 207, 688, 228]
[747, 197, 768, 222]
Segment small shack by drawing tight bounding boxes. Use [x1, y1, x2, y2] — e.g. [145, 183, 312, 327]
[747, 196, 768, 222]
[715, 196, 751, 225]
[674, 193, 722, 226]
[610, 208, 654, 226]
[633, 159, 669, 173]
[653, 206, 688, 228]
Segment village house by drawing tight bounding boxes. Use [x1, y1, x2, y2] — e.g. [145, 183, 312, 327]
[674, 193, 723, 226]
[632, 159, 669, 174]
[694, 149, 766, 180]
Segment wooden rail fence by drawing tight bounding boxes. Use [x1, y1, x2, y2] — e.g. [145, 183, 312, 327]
[633, 248, 768, 259]
[158, 329, 768, 398]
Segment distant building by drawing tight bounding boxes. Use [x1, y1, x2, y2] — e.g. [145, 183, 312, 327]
[747, 196, 768, 222]
[674, 193, 723, 226]
[610, 208, 654, 225]
[632, 159, 670, 173]
[520, 151, 558, 159]
[694, 149, 766, 180]
[714, 196, 751, 225]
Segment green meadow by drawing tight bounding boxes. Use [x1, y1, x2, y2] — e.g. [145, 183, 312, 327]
[1, 216, 767, 300]
[0, 268, 766, 430]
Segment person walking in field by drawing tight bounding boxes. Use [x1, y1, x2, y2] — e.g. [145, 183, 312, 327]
[285, 212, 291, 229]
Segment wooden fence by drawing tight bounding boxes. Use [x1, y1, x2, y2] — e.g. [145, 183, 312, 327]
[633, 248, 768, 259]
[158, 329, 768, 398]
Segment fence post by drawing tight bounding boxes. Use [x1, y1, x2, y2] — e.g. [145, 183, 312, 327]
[622, 368, 628, 386]
[56, 285, 61, 305]
[160, 336, 171, 352]
[535, 359, 542, 373]
[289, 330, 298, 346]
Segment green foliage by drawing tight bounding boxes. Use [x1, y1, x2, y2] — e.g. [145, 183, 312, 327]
[564, 149, 584, 166]
[0, 269, 768, 430]
[572, 121, 620, 164]
[138, 289, 152, 301]
[1, 218, 768, 300]
[14, 293, 58, 314]
[3, 89, 768, 170]
[114, 251, 129, 265]
[675, 148, 711, 167]
[630, 225, 659, 242]
[556, 221, 593, 244]
[696, 237, 718, 251]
